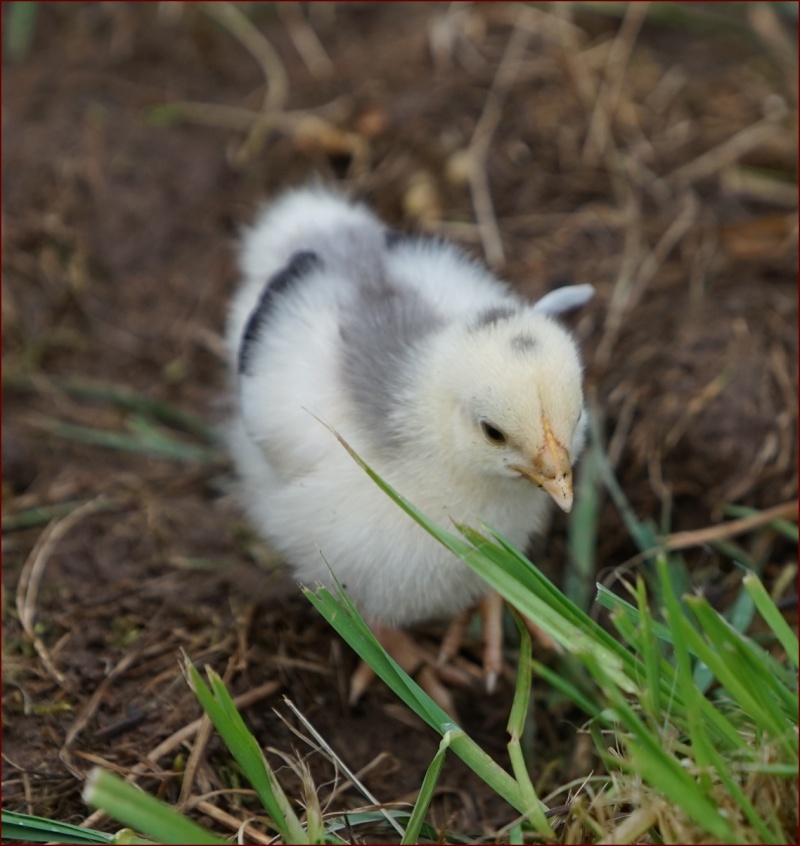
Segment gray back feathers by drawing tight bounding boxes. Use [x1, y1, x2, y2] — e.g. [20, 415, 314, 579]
[337, 228, 444, 444]
[238, 219, 445, 445]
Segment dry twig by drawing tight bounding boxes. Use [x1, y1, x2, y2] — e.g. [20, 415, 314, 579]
[582, 1, 649, 166]
[203, 1, 289, 167]
[467, 20, 531, 268]
[79, 679, 282, 829]
[276, 1, 333, 79]
[281, 697, 406, 838]
[669, 108, 790, 188]
[15, 497, 111, 694]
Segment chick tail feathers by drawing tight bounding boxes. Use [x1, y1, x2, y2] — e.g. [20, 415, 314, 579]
[238, 184, 381, 285]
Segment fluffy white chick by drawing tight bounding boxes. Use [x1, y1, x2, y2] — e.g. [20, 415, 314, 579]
[225, 185, 591, 701]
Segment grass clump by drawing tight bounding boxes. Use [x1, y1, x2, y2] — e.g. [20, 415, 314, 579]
[3, 429, 796, 843]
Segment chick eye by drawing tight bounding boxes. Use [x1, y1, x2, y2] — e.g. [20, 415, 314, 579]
[480, 421, 507, 445]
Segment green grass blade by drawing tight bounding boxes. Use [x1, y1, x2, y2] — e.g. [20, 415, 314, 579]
[58, 378, 216, 442]
[507, 610, 534, 738]
[401, 731, 452, 844]
[585, 657, 737, 843]
[305, 586, 525, 813]
[2, 496, 115, 532]
[82, 769, 224, 845]
[486, 527, 659, 682]
[657, 559, 715, 792]
[743, 572, 799, 668]
[531, 660, 602, 719]
[504, 611, 555, 838]
[566, 446, 601, 610]
[464, 526, 646, 688]
[5, 1, 38, 61]
[1, 810, 116, 844]
[36, 419, 220, 463]
[684, 596, 799, 751]
[634, 578, 664, 719]
[183, 659, 309, 842]
[586, 408, 658, 553]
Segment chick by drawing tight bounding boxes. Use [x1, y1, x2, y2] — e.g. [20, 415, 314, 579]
[225, 186, 591, 705]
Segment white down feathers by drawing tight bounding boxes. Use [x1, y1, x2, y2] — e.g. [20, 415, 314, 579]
[225, 186, 591, 627]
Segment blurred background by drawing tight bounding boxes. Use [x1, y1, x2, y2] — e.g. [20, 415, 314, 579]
[2, 2, 797, 838]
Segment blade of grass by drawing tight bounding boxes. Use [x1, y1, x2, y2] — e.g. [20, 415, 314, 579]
[305, 584, 525, 813]
[59, 378, 216, 442]
[401, 731, 453, 844]
[4, 1, 38, 61]
[82, 769, 224, 845]
[2, 497, 115, 532]
[586, 407, 659, 553]
[457, 526, 640, 696]
[584, 655, 737, 843]
[684, 595, 799, 749]
[596, 584, 673, 644]
[183, 659, 308, 843]
[566, 446, 601, 611]
[634, 577, 665, 719]
[531, 659, 602, 720]
[464, 525, 660, 697]
[1, 810, 117, 844]
[505, 610, 555, 838]
[657, 558, 716, 794]
[743, 572, 799, 668]
[34, 418, 220, 463]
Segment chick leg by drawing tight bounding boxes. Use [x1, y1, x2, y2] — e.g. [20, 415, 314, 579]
[349, 626, 465, 717]
[348, 594, 560, 714]
[437, 593, 562, 692]
[438, 592, 504, 693]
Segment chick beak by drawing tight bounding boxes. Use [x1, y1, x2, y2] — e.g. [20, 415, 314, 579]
[512, 416, 574, 513]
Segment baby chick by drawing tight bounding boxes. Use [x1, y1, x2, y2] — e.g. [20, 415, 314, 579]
[225, 185, 591, 705]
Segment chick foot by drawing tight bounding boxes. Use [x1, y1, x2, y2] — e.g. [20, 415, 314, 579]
[348, 595, 561, 717]
[438, 592, 505, 693]
[349, 625, 475, 718]
[438, 592, 562, 692]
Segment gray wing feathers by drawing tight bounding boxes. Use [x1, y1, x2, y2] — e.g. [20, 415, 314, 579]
[339, 278, 442, 443]
[335, 229, 444, 445]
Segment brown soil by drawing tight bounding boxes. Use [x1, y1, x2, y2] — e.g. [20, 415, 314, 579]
[2, 3, 797, 842]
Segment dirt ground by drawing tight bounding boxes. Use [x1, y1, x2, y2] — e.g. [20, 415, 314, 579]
[2, 2, 797, 842]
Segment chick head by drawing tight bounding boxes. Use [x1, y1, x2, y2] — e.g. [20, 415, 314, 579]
[425, 309, 586, 512]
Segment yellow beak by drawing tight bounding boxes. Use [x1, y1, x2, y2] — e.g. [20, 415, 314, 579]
[511, 416, 574, 513]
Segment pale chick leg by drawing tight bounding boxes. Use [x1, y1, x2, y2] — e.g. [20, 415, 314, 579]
[440, 592, 563, 690]
[349, 625, 475, 719]
[348, 594, 562, 719]
[437, 592, 504, 694]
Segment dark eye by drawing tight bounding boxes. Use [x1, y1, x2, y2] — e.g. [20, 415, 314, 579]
[481, 421, 507, 444]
